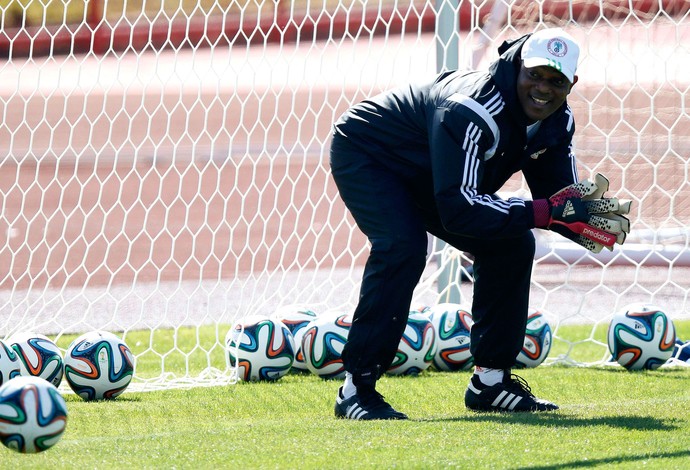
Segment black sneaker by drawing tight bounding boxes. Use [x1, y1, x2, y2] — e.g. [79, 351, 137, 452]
[334, 386, 408, 420]
[465, 373, 559, 412]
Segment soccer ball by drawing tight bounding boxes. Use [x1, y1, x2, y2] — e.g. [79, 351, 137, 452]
[301, 311, 352, 379]
[0, 376, 67, 453]
[225, 315, 295, 381]
[7, 332, 64, 387]
[387, 312, 436, 376]
[0, 340, 22, 386]
[64, 331, 135, 400]
[427, 303, 474, 371]
[608, 304, 676, 370]
[270, 305, 318, 372]
[515, 309, 553, 368]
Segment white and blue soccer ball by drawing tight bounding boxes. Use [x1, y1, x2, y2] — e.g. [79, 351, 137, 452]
[300, 311, 352, 379]
[515, 309, 553, 368]
[225, 315, 295, 381]
[270, 305, 318, 372]
[608, 303, 676, 370]
[0, 375, 67, 453]
[7, 332, 64, 387]
[0, 339, 22, 387]
[64, 331, 135, 400]
[387, 312, 436, 376]
[427, 303, 474, 371]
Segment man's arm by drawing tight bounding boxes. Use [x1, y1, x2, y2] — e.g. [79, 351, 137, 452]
[428, 93, 535, 239]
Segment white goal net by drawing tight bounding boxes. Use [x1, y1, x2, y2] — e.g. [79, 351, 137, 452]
[0, 0, 688, 390]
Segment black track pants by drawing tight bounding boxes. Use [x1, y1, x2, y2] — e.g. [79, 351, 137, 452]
[330, 135, 535, 379]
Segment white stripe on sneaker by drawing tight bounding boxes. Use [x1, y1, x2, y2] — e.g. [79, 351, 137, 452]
[347, 404, 368, 420]
[491, 391, 509, 407]
[506, 394, 523, 410]
[491, 391, 523, 410]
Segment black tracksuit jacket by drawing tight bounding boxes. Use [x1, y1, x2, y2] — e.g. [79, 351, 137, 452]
[333, 34, 579, 239]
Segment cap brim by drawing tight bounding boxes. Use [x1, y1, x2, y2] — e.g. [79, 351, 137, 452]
[523, 57, 575, 83]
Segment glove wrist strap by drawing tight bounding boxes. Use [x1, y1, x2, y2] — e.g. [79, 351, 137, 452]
[532, 199, 551, 228]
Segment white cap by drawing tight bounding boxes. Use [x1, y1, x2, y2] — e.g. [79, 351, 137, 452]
[521, 28, 580, 83]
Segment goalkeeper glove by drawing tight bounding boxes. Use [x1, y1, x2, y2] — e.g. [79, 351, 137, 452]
[533, 173, 632, 253]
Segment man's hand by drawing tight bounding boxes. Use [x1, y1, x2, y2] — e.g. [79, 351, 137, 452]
[534, 174, 632, 253]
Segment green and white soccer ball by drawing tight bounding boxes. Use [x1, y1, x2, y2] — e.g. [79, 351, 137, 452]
[0, 339, 22, 387]
[0, 376, 68, 453]
[387, 312, 436, 376]
[427, 303, 474, 371]
[300, 311, 352, 379]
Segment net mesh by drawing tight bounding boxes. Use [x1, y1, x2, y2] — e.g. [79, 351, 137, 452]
[0, 0, 688, 390]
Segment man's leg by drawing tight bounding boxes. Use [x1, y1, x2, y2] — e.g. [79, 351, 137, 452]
[330, 140, 427, 419]
[428, 228, 535, 368]
[432, 228, 558, 411]
[466, 232, 535, 368]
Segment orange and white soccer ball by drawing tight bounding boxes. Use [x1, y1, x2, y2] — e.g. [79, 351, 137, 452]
[515, 309, 553, 368]
[64, 331, 135, 400]
[7, 332, 64, 387]
[270, 305, 318, 372]
[608, 303, 676, 370]
[225, 315, 295, 381]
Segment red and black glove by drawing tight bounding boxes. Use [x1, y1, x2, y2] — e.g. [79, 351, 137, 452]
[533, 174, 632, 253]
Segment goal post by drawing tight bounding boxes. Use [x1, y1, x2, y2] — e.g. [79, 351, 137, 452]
[0, 0, 688, 392]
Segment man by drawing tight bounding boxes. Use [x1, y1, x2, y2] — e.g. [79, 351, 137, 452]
[329, 28, 630, 419]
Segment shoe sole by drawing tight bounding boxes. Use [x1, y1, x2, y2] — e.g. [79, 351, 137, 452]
[465, 391, 558, 413]
[466, 403, 558, 412]
[465, 396, 559, 413]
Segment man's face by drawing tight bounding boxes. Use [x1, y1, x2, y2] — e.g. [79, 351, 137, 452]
[516, 63, 577, 122]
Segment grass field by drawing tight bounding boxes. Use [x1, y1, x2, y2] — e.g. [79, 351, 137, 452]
[1, 321, 689, 468]
[2, 368, 689, 469]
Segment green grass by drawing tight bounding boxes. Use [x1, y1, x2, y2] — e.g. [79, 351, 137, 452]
[2, 368, 689, 469]
[3, 320, 689, 468]
[549, 321, 616, 364]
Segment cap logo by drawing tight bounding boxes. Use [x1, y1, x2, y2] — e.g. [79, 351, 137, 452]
[547, 38, 568, 57]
